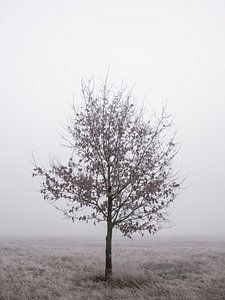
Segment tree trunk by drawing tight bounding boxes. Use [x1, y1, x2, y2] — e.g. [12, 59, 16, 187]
[105, 220, 113, 280]
[105, 186, 113, 280]
[105, 162, 113, 280]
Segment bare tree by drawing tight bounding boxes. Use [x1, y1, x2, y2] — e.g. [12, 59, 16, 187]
[33, 76, 181, 280]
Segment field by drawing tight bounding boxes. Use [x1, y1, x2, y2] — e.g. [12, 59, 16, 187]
[0, 236, 225, 300]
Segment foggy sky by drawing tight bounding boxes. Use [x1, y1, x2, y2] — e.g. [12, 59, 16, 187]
[0, 0, 225, 238]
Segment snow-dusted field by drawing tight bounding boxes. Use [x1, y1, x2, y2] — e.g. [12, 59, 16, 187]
[0, 236, 225, 300]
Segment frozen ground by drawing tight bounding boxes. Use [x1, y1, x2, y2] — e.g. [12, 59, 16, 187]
[0, 236, 225, 299]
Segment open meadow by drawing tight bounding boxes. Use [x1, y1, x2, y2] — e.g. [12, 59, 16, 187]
[0, 236, 225, 300]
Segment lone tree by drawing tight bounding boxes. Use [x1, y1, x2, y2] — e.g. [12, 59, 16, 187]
[33, 77, 181, 280]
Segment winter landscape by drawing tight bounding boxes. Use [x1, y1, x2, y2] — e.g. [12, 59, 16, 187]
[1, 1, 225, 299]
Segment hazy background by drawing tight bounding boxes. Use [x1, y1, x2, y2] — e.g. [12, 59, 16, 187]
[0, 0, 224, 238]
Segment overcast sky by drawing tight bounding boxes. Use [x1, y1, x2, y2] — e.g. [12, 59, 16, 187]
[0, 0, 225, 238]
